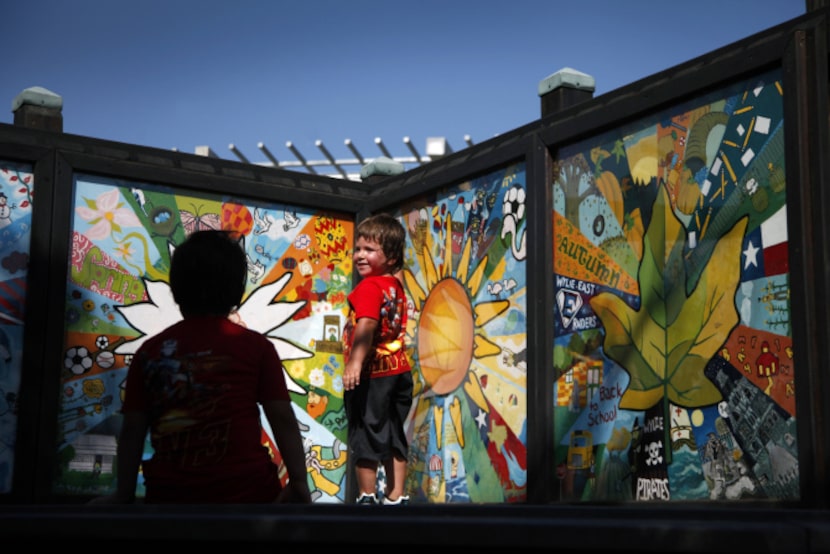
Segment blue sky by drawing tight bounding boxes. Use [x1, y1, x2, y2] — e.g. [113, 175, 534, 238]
[1, 0, 807, 176]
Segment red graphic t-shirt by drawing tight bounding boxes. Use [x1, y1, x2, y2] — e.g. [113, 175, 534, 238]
[122, 315, 288, 503]
[343, 274, 410, 378]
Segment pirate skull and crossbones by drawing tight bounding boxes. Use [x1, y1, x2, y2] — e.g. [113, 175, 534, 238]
[646, 440, 663, 466]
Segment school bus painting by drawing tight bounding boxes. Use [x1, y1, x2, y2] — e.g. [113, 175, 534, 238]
[560, 429, 595, 500]
[567, 429, 594, 470]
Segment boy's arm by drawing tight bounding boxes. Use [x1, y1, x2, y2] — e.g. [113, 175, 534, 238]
[262, 398, 312, 504]
[343, 317, 378, 390]
[89, 411, 148, 503]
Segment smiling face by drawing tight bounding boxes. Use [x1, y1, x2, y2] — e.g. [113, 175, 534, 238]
[353, 236, 395, 278]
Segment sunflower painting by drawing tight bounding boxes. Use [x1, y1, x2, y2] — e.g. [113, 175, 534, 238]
[397, 162, 528, 503]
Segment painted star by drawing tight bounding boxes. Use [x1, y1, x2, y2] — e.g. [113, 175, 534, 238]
[475, 408, 488, 430]
[743, 240, 760, 269]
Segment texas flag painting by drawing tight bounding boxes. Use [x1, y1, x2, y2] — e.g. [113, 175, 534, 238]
[741, 205, 788, 282]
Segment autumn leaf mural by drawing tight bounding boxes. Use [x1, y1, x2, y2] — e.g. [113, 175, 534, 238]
[590, 182, 745, 424]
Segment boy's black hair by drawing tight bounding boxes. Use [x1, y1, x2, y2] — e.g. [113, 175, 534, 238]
[169, 230, 247, 317]
[356, 213, 406, 272]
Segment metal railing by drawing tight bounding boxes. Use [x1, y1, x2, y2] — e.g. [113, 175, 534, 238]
[193, 135, 475, 181]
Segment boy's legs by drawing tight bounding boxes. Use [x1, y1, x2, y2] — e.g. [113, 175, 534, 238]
[383, 451, 407, 501]
[350, 372, 413, 503]
[355, 459, 379, 496]
[383, 371, 413, 503]
[345, 380, 377, 502]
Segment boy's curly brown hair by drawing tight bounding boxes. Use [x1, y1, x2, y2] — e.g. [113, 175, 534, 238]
[356, 213, 406, 272]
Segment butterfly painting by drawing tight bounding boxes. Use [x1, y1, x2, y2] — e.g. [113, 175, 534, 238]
[180, 203, 222, 235]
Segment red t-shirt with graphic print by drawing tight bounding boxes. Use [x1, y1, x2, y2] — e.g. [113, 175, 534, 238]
[122, 315, 288, 503]
[343, 274, 410, 378]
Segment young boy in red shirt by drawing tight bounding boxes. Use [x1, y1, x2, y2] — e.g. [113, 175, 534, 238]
[343, 213, 412, 505]
[91, 230, 310, 504]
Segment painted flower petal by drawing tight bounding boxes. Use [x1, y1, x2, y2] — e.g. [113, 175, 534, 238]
[112, 208, 143, 228]
[84, 219, 113, 240]
[237, 273, 306, 334]
[75, 206, 99, 222]
[96, 188, 121, 211]
[114, 275, 312, 398]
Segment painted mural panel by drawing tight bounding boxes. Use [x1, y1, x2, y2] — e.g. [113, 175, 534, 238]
[398, 162, 527, 503]
[0, 161, 33, 494]
[57, 173, 352, 502]
[552, 68, 797, 502]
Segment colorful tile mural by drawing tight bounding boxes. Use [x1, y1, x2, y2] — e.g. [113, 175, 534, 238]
[58, 174, 353, 502]
[552, 68, 797, 502]
[0, 161, 33, 494]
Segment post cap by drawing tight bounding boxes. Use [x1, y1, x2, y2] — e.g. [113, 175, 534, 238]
[538, 68, 595, 96]
[12, 86, 63, 112]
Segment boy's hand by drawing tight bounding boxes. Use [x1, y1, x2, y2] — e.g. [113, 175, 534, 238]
[276, 479, 312, 504]
[343, 364, 362, 390]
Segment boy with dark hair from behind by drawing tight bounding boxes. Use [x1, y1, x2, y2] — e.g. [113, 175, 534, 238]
[90, 229, 311, 504]
[343, 213, 413, 505]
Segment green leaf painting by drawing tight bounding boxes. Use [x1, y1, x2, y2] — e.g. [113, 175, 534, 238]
[590, 182, 745, 415]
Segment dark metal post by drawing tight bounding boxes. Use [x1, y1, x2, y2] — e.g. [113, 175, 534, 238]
[538, 67, 595, 117]
[12, 86, 63, 132]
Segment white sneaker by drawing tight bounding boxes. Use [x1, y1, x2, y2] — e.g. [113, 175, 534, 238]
[382, 495, 410, 505]
[356, 493, 378, 505]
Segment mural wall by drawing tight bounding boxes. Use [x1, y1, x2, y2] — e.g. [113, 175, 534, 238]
[56, 163, 530, 505]
[5, 68, 797, 506]
[552, 68, 798, 502]
[58, 174, 353, 502]
[398, 162, 528, 503]
[0, 161, 33, 494]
